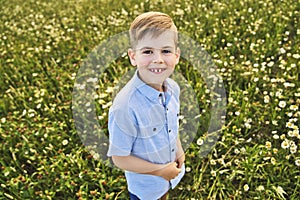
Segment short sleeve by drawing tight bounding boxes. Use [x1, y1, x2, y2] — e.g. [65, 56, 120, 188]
[107, 106, 138, 157]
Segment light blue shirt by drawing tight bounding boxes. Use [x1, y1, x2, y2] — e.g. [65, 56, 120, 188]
[107, 71, 185, 200]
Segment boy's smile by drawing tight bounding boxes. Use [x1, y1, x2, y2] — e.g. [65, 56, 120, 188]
[128, 30, 180, 91]
[149, 68, 166, 74]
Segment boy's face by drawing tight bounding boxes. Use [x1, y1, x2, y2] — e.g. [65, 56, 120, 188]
[128, 30, 180, 91]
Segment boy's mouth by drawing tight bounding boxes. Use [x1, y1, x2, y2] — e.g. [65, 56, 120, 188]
[149, 68, 166, 73]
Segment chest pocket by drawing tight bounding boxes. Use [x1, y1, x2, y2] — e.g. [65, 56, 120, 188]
[137, 104, 166, 139]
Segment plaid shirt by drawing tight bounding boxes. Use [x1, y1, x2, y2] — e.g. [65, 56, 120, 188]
[107, 70, 185, 200]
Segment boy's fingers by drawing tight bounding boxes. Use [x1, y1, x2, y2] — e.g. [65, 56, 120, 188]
[177, 162, 182, 168]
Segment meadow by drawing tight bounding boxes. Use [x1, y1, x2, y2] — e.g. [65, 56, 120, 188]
[0, 0, 299, 199]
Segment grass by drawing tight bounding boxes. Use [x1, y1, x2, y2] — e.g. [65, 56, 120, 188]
[0, 0, 299, 199]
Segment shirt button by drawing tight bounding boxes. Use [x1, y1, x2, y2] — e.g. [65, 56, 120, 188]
[172, 149, 175, 152]
[168, 129, 171, 133]
[153, 128, 156, 132]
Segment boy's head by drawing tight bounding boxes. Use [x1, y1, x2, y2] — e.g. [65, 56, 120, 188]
[129, 11, 178, 48]
[128, 12, 180, 91]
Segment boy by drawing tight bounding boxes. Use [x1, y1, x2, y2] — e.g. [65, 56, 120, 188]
[107, 11, 185, 200]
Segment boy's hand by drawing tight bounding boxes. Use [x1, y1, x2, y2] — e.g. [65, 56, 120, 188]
[112, 155, 182, 180]
[157, 162, 181, 181]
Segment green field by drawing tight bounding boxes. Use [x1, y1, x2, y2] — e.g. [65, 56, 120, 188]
[0, 0, 299, 199]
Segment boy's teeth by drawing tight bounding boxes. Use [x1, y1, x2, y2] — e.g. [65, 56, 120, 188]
[150, 69, 163, 73]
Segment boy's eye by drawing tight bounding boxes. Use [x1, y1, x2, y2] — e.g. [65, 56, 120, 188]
[142, 50, 153, 55]
[162, 49, 172, 54]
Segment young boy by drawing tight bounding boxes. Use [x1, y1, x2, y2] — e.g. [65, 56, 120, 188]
[107, 11, 185, 200]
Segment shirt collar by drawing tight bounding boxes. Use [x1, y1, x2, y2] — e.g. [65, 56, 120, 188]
[131, 70, 173, 104]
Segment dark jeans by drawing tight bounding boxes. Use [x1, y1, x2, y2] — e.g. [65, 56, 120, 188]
[129, 192, 168, 200]
[129, 192, 140, 200]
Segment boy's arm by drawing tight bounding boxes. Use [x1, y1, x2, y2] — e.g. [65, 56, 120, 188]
[175, 136, 185, 168]
[112, 155, 181, 181]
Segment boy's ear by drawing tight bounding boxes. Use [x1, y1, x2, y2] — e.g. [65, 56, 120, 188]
[128, 48, 137, 66]
[175, 47, 181, 64]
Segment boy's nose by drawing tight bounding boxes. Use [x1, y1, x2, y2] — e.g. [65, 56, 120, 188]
[153, 52, 164, 64]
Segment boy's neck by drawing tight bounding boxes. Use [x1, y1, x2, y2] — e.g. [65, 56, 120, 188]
[148, 84, 164, 92]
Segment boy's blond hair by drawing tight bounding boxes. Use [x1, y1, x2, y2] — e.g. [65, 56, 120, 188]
[129, 11, 178, 48]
